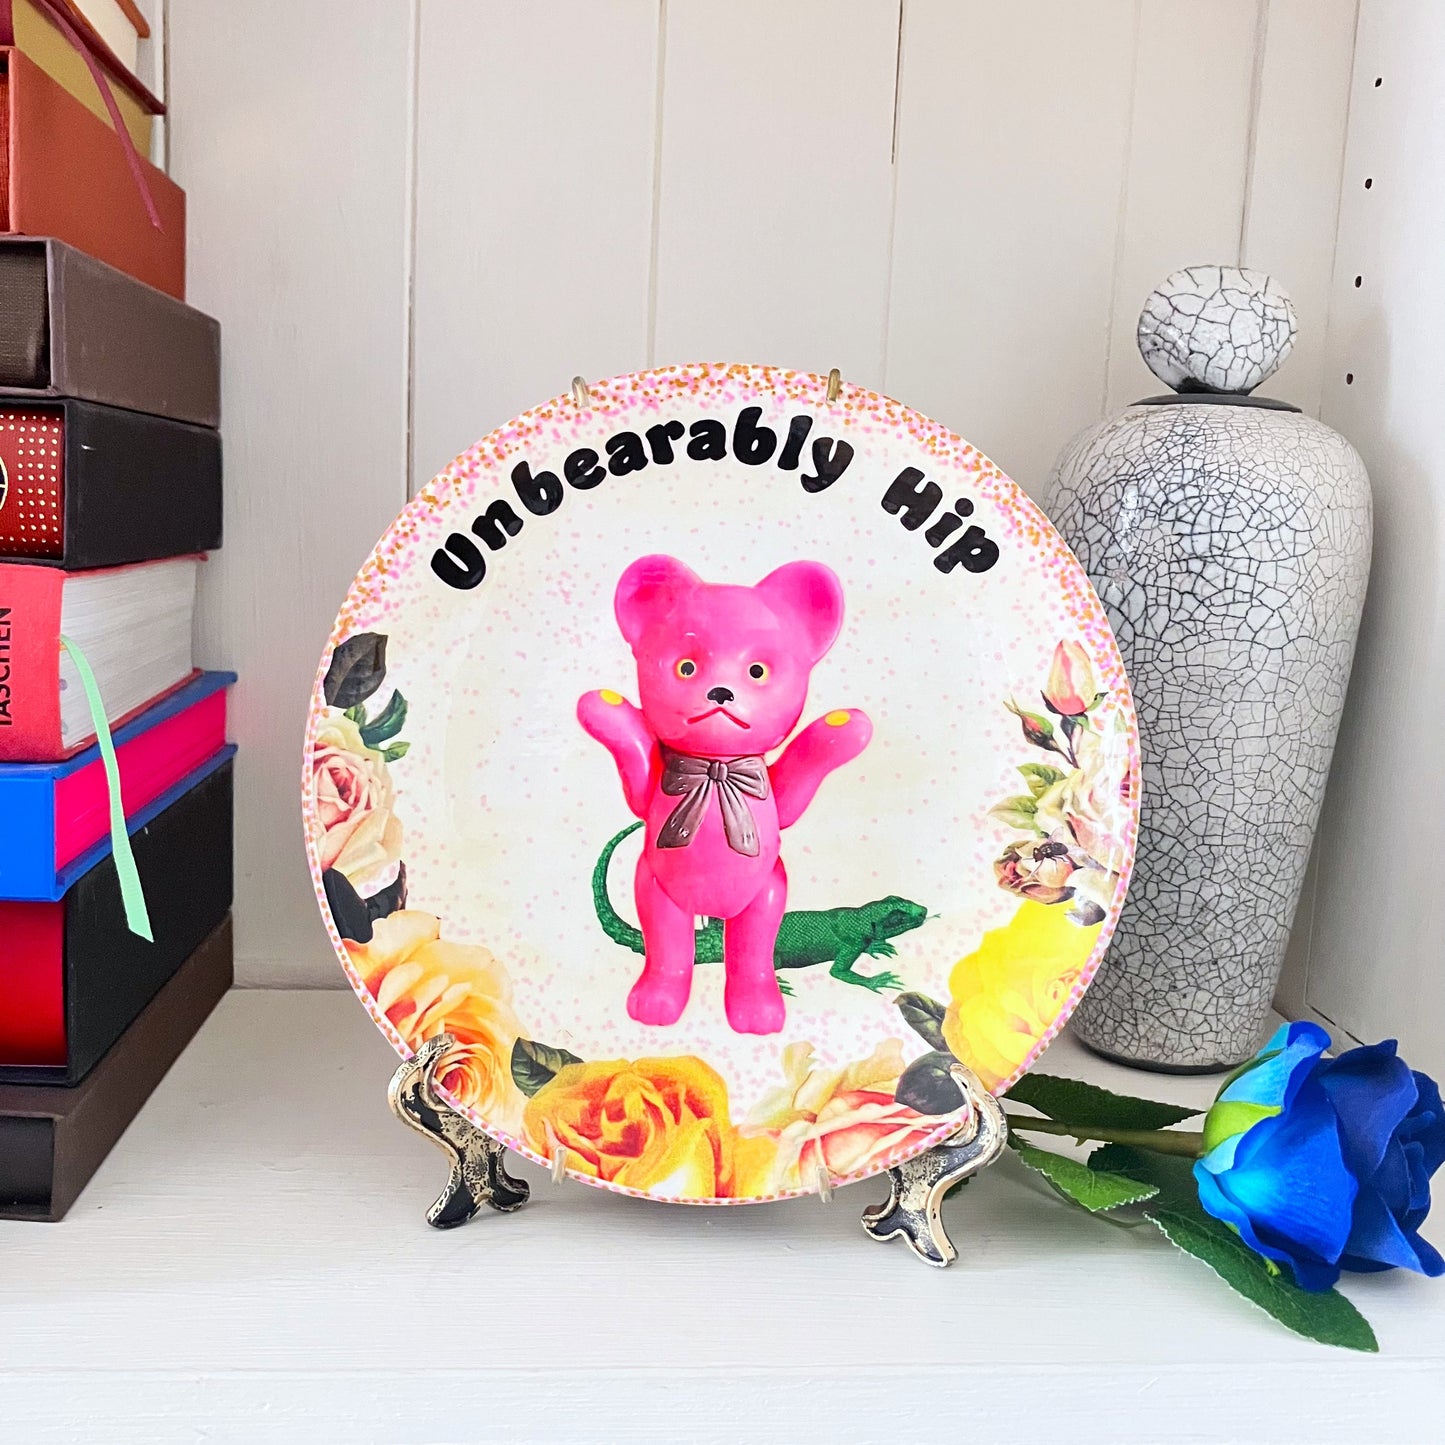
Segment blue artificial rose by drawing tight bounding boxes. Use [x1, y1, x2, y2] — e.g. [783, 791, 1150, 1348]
[1194, 1021, 1445, 1292]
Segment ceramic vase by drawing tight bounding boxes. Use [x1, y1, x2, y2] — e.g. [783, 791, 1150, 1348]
[1045, 266, 1372, 1070]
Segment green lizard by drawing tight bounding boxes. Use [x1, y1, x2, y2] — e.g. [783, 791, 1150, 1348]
[590, 822, 928, 992]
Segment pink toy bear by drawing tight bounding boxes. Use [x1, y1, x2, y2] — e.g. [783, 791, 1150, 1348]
[578, 555, 871, 1035]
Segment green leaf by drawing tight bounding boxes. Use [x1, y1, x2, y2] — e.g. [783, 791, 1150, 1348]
[1151, 1208, 1377, 1352]
[344, 704, 367, 724]
[896, 1050, 966, 1114]
[1006, 1072, 1202, 1132]
[360, 689, 409, 747]
[1018, 762, 1067, 797]
[895, 991, 949, 1051]
[323, 632, 388, 708]
[510, 1037, 583, 1097]
[989, 796, 1043, 833]
[1088, 1146, 1378, 1353]
[1010, 1139, 1158, 1212]
[1088, 1144, 1198, 1206]
[380, 740, 411, 763]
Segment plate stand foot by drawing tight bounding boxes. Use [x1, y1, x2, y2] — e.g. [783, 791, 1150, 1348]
[861, 1066, 1008, 1267]
[387, 1032, 530, 1229]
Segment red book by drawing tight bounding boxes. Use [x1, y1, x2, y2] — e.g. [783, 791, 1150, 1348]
[0, 915, 234, 1221]
[0, 45, 185, 298]
[0, 554, 201, 761]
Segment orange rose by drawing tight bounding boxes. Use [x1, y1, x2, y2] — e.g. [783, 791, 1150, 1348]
[311, 713, 404, 897]
[943, 899, 1100, 1092]
[346, 910, 521, 1127]
[744, 1039, 947, 1192]
[523, 1055, 771, 1200]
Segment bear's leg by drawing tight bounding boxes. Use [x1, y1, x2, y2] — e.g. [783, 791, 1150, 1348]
[723, 858, 787, 1035]
[627, 854, 695, 1026]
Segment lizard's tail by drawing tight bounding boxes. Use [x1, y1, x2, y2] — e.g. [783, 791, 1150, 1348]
[592, 822, 646, 954]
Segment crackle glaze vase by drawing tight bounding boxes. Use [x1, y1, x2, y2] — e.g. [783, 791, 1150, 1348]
[1045, 266, 1371, 1071]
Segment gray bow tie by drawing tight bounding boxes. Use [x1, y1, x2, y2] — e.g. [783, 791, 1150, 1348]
[656, 750, 770, 856]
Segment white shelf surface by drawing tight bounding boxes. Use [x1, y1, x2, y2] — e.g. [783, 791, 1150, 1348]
[2, 990, 1441, 1443]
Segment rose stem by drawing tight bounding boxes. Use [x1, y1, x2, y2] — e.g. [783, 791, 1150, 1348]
[1003, 1113, 1206, 1158]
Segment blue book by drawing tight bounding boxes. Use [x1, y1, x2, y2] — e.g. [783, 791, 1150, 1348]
[0, 670, 235, 902]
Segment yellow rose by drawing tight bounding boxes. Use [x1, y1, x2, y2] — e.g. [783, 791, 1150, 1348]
[523, 1055, 771, 1200]
[743, 1039, 948, 1192]
[942, 900, 1101, 1092]
[346, 910, 522, 1128]
[311, 712, 404, 897]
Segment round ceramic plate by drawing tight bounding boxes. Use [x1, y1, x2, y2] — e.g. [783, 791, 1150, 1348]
[304, 364, 1140, 1205]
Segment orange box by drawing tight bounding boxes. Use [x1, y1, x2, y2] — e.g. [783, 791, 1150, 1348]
[0, 46, 184, 298]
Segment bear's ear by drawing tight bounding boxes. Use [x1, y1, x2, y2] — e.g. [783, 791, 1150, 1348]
[756, 560, 845, 664]
[614, 554, 702, 647]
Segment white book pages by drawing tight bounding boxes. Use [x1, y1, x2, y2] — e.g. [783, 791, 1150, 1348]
[72, 0, 140, 75]
[57, 556, 197, 746]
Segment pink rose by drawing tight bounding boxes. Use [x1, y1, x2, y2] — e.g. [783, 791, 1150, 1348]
[994, 832, 1083, 905]
[311, 713, 403, 897]
[1035, 721, 1133, 877]
[745, 1040, 950, 1190]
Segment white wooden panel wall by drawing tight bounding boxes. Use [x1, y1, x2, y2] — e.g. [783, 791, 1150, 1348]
[1283, 0, 1445, 1076]
[167, 0, 414, 986]
[165, 0, 1360, 987]
[410, 1, 660, 488]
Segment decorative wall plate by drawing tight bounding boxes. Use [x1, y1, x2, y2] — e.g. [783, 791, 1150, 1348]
[304, 364, 1140, 1206]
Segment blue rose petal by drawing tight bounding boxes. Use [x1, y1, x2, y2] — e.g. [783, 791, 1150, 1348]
[1215, 1021, 1330, 1110]
[1197, 1073, 1356, 1291]
[1193, 1021, 1444, 1292]
[1317, 1046, 1445, 1279]
[1316, 1041, 1417, 1173]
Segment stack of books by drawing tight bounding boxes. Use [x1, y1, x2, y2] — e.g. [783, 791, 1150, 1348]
[0, 3, 233, 1222]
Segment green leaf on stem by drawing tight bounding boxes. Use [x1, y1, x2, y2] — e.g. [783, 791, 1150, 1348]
[1018, 762, 1068, 797]
[1009, 1138, 1158, 1212]
[1151, 1209, 1377, 1352]
[1089, 1145, 1378, 1352]
[895, 992, 949, 1052]
[989, 796, 1043, 833]
[360, 690, 409, 747]
[510, 1038, 583, 1097]
[380, 741, 410, 763]
[1005, 1073, 1202, 1132]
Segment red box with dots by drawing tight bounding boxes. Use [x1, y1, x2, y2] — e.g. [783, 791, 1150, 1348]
[0, 406, 63, 558]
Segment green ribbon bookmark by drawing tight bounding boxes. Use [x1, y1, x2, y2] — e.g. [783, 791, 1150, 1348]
[59, 635, 153, 942]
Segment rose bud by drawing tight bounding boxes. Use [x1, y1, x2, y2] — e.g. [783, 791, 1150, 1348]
[1042, 639, 1097, 717]
[1006, 699, 1060, 753]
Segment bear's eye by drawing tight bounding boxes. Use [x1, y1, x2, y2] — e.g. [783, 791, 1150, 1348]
[676, 659, 697, 679]
[748, 662, 769, 682]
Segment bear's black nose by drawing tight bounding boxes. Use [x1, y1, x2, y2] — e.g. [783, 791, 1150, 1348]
[706, 686, 735, 704]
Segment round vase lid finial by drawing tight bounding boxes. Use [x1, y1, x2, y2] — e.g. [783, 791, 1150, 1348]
[1138, 265, 1297, 395]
